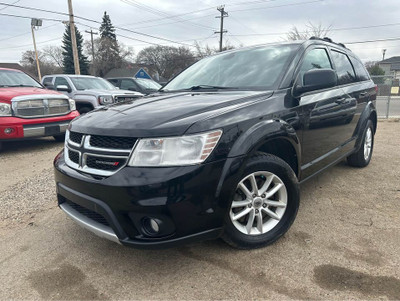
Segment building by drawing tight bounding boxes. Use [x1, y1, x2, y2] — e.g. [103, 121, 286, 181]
[378, 56, 400, 79]
[104, 64, 153, 80]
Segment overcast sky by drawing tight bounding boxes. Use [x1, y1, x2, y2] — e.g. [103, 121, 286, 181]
[1, 0, 399, 64]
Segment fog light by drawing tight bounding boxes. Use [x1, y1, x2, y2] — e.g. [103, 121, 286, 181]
[142, 217, 161, 235]
[4, 127, 15, 134]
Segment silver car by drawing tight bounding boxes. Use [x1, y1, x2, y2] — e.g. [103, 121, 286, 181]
[42, 74, 143, 114]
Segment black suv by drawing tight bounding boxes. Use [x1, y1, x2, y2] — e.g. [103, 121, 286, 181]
[54, 38, 377, 249]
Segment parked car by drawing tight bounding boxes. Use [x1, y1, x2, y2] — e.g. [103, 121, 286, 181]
[54, 38, 377, 249]
[0, 68, 79, 150]
[41, 74, 143, 114]
[107, 77, 162, 95]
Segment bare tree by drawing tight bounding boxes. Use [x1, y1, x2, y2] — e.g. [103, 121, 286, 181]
[286, 22, 332, 41]
[194, 40, 236, 59]
[20, 50, 62, 78]
[136, 45, 196, 80]
[42, 45, 63, 68]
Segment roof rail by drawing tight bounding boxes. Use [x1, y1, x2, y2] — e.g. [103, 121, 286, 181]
[309, 36, 347, 49]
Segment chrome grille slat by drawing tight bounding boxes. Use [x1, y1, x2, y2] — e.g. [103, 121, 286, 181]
[12, 96, 71, 118]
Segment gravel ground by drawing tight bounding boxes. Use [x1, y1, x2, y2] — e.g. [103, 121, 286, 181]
[0, 121, 399, 300]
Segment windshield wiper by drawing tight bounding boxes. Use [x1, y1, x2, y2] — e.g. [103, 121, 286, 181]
[188, 85, 236, 90]
[160, 85, 237, 92]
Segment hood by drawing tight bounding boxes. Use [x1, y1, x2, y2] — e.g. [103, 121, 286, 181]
[0, 87, 62, 102]
[70, 90, 273, 137]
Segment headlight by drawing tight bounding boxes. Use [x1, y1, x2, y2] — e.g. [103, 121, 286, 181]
[0, 102, 11, 117]
[98, 95, 113, 105]
[128, 130, 223, 167]
[68, 98, 76, 111]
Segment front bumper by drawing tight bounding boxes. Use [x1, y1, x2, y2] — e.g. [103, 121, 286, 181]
[54, 150, 229, 249]
[0, 111, 79, 140]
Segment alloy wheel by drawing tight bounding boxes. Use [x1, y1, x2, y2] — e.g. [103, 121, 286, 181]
[364, 127, 372, 161]
[229, 171, 288, 235]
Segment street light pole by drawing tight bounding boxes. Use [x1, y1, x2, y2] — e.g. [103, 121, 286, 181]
[67, 0, 80, 74]
[30, 18, 42, 81]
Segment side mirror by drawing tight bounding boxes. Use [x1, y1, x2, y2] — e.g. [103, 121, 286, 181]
[293, 69, 337, 97]
[56, 85, 71, 92]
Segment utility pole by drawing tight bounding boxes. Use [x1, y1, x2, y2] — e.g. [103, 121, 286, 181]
[85, 29, 98, 75]
[67, 0, 80, 74]
[31, 18, 42, 81]
[215, 5, 228, 52]
[382, 49, 387, 61]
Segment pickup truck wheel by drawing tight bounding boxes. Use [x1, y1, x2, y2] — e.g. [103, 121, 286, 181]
[222, 153, 299, 249]
[347, 120, 374, 167]
[53, 134, 66, 142]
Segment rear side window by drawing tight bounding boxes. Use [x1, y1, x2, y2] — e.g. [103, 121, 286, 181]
[349, 57, 370, 81]
[43, 77, 53, 85]
[331, 50, 356, 85]
[300, 48, 332, 73]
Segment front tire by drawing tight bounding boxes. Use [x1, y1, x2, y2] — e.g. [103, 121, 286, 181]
[53, 134, 66, 142]
[222, 153, 300, 249]
[347, 119, 374, 167]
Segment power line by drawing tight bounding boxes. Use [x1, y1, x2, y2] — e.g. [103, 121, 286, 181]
[229, 0, 324, 13]
[0, 36, 62, 50]
[0, 2, 198, 48]
[0, 0, 20, 11]
[0, 12, 65, 22]
[0, 23, 59, 42]
[121, 0, 214, 30]
[117, 6, 214, 27]
[345, 37, 400, 45]
[229, 22, 400, 37]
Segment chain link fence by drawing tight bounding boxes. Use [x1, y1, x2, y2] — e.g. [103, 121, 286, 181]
[371, 75, 400, 118]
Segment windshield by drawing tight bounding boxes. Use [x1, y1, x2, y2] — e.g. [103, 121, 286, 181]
[135, 78, 161, 90]
[163, 44, 299, 91]
[0, 70, 42, 88]
[71, 77, 116, 91]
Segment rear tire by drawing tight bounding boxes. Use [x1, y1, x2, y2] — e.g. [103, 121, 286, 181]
[347, 120, 374, 167]
[222, 153, 300, 249]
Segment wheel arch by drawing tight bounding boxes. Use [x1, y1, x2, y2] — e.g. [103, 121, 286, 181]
[353, 101, 377, 151]
[215, 119, 301, 200]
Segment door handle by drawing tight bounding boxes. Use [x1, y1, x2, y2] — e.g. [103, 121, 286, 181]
[359, 92, 368, 97]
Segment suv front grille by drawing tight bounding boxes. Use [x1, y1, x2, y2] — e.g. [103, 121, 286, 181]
[13, 98, 70, 118]
[65, 130, 135, 176]
[69, 132, 83, 145]
[68, 149, 80, 164]
[89, 135, 136, 150]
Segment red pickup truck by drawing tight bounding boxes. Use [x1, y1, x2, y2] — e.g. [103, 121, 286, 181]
[0, 68, 79, 150]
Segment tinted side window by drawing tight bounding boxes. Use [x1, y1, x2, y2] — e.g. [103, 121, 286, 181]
[108, 79, 118, 86]
[43, 77, 53, 85]
[300, 48, 332, 74]
[54, 77, 71, 89]
[120, 79, 137, 91]
[331, 50, 356, 85]
[349, 57, 370, 81]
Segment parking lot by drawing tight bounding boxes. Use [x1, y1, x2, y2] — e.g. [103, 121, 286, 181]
[0, 120, 399, 300]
